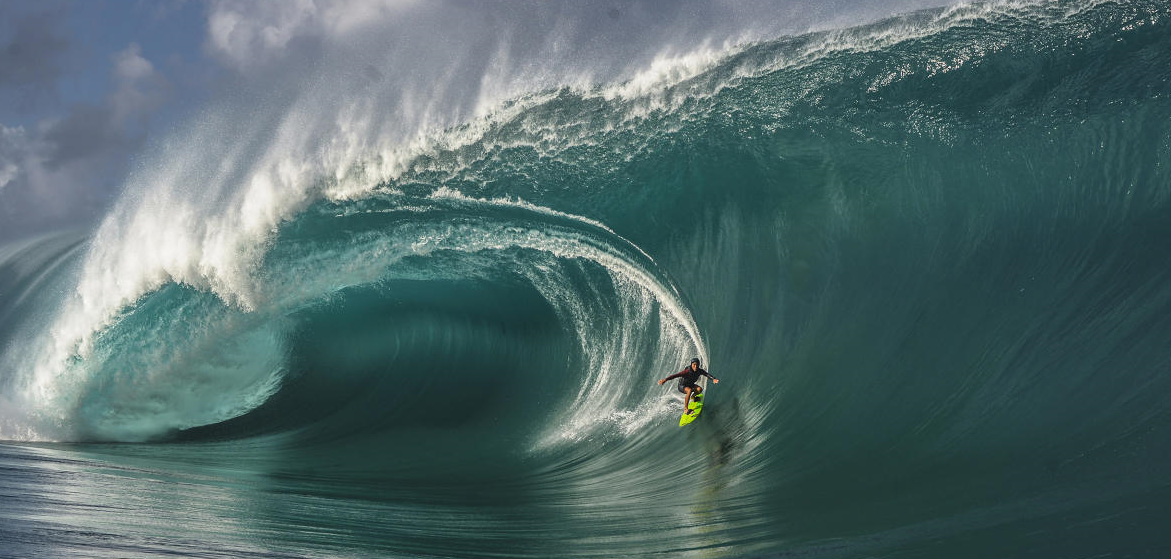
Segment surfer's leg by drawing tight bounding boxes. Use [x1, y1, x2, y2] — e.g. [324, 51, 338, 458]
[682, 386, 693, 413]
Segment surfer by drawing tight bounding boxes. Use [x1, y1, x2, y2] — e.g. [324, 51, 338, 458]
[658, 358, 719, 414]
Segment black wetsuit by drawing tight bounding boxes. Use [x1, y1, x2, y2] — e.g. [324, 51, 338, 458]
[665, 366, 713, 394]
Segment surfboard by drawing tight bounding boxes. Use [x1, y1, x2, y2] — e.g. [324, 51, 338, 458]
[679, 392, 704, 426]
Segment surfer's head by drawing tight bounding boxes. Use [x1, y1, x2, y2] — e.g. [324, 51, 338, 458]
[690, 357, 700, 370]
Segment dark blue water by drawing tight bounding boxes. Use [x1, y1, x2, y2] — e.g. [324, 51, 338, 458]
[2, 1, 1171, 557]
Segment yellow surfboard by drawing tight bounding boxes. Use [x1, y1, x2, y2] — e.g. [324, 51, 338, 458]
[679, 392, 704, 426]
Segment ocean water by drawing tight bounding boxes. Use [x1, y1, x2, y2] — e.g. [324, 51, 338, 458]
[2, 1, 1171, 557]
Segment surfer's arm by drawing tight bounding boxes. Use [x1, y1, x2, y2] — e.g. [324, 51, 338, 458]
[701, 371, 720, 383]
[657, 371, 685, 385]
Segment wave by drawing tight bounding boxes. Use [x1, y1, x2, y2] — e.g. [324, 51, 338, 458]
[2, 1, 1171, 554]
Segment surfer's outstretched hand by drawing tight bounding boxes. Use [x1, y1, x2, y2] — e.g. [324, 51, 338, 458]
[713, 378, 719, 384]
[657, 379, 665, 385]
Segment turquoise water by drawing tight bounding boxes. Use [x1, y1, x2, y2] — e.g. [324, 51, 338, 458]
[2, 1, 1171, 557]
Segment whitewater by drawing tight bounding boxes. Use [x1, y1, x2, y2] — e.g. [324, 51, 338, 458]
[2, 0, 1170, 557]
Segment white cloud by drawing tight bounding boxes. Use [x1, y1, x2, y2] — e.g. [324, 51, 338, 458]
[207, 0, 315, 66]
[0, 162, 16, 191]
[109, 44, 168, 128]
[205, 0, 415, 70]
[0, 125, 32, 193]
[113, 43, 155, 80]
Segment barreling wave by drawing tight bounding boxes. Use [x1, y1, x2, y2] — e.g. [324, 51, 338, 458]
[2, 189, 706, 442]
[2, 0, 1171, 555]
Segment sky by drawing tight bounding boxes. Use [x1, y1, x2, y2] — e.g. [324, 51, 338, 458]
[0, 0, 953, 243]
[1, 0, 211, 241]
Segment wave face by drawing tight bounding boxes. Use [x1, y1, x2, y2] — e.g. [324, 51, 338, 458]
[3, 1, 1171, 557]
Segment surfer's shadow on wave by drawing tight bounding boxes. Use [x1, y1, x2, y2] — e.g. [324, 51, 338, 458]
[690, 396, 747, 469]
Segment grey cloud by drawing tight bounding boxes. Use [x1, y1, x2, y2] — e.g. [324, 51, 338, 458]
[0, 42, 172, 242]
[0, 8, 69, 113]
[0, 128, 118, 242]
[41, 105, 127, 169]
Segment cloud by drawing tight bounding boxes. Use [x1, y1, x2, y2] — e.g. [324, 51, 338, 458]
[114, 43, 154, 81]
[0, 8, 70, 113]
[41, 106, 125, 169]
[0, 10, 68, 87]
[0, 116, 123, 240]
[0, 162, 16, 191]
[0, 125, 32, 192]
[205, 0, 324, 69]
[204, 0, 415, 70]
[0, 43, 172, 241]
[108, 44, 171, 129]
